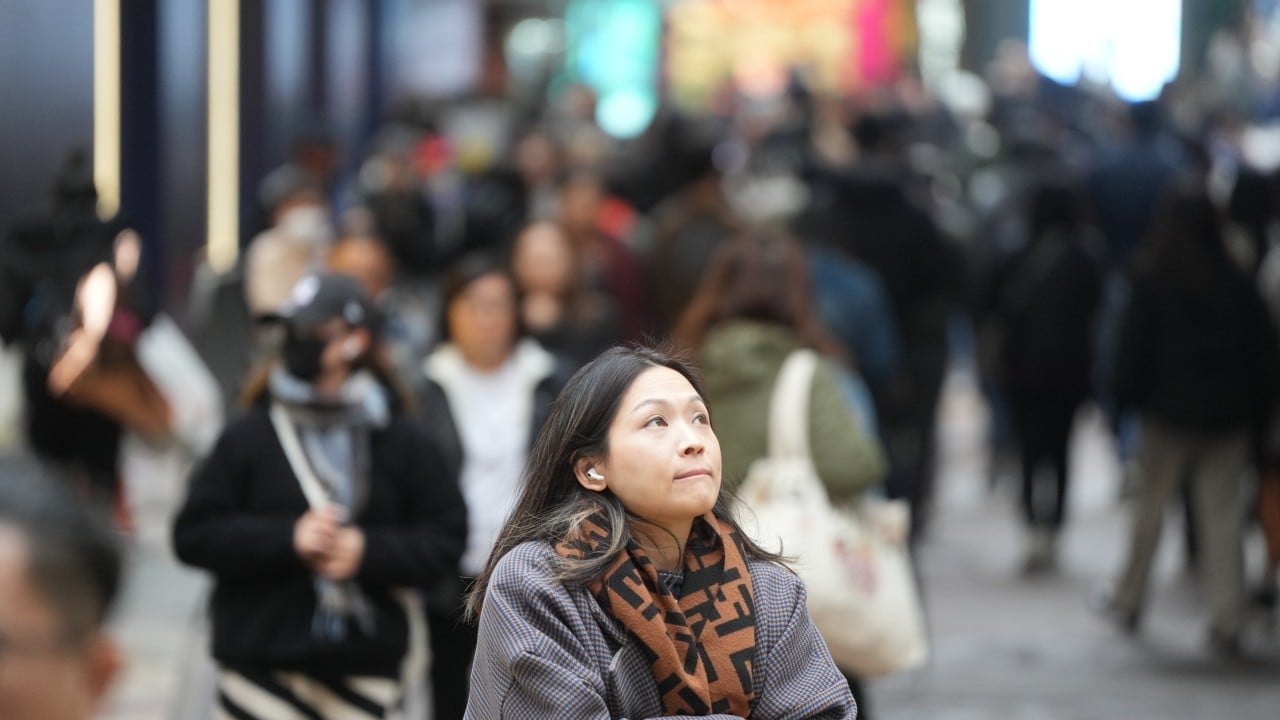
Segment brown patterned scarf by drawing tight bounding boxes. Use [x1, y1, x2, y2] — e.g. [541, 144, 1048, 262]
[556, 511, 757, 717]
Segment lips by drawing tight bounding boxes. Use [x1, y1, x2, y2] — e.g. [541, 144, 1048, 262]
[675, 468, 712, 481]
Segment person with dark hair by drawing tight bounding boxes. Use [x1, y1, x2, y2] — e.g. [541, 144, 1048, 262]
[557, 170, 653, 342]
[416, 252, 567, 720]
[510, 219, 621, 370]
[0, 457, 123, 719]
[986, 179, 1103, 574]
[673, 231, 885, 715]
[463, 345, 857, 719]
[1097, 177, 1280, 655]
[173, 272, 467, 718]
[1, 149, 169, 525]
[673, 232, 885, 494]
[644, 139, 741, 335]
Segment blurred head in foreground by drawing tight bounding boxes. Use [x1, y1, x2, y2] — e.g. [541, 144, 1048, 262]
[0, 459, 123, 720]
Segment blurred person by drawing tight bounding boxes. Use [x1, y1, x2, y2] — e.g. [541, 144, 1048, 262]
[608, 108, 723, 216]
[830, 110, 961, 541]
[357, 126, 451, 278]
[1085, 104, 1182, 276]
[799, 242, 898, 440]
[328, 234, 396, 302]
[509, 219, 620, 370]
[985, 180, 1103, 574]
[258, 118, 343, 230]
[960, 134, 1064, 489]
[1, 151, 169, 524]
[547, 83, 611, 164]
[174, 273, 467, 718]
[646, 140, 742, 335]
[511, 128, 564, 221]
[1097, 178, 1280, 655]
[793, 188, 901, 414]
[557, 170, 652, 341]
[244, 178, 335, 320]
[416, 253, 567, 720]
[791, 113, 903, 407]
[325, 234, 430, 405]
[673, 232, 886, 715]
[1252, 215, 1280, 611]
[357, 117, 521, 277]
[462, 345, 858, 719]
[1085, 100, 1184, 488]
[0, 457, 123, 720]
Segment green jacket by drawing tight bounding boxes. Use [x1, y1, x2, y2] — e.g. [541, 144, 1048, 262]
[699, 320, 886, 501]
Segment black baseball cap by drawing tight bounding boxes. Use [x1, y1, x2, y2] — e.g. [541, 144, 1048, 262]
[270, 272, 380, 335]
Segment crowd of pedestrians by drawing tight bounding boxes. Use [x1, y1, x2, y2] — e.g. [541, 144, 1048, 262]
[5, 37, 1280, 719]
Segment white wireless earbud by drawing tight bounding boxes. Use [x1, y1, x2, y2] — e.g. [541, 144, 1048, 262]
[586, 468, 605, 481]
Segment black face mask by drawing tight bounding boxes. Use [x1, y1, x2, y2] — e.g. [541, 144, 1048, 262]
[282, 330, 328, 382]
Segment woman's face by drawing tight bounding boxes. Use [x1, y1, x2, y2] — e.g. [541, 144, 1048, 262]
[588, 366, 722, 539]
[282, 317, 367, 388]
[447, 272, 518, 370]
[512, 223, 574, 295]
[559, 180, 602, 236]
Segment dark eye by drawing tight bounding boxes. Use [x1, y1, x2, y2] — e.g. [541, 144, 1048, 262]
[645, 416, 667, 428]
[693, 412, 709, 425]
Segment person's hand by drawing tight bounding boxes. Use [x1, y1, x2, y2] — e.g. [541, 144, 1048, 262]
[48, 263, 116, 395]
[47, 328, 98, 396]
[316, 526, 365, 581]
[293, 506, 342, 566]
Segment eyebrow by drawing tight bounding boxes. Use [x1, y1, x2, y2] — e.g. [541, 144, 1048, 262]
[630, 395, 706, 414]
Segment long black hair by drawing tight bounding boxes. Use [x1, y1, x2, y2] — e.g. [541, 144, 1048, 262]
[464, 344, 784, 621]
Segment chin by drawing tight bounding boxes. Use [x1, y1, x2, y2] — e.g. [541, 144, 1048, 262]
[690, 486, 721, 515]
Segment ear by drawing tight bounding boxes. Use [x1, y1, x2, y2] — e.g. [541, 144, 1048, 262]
[573, 457, 606, 492]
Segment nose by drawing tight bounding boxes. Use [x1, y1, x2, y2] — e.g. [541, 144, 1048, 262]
[680, 425, 705, 456]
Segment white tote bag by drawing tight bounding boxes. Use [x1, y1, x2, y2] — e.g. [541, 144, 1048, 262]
[736, 349, 928, 678]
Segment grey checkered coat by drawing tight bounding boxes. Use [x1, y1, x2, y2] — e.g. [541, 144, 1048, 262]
[464, 541, 857, 719]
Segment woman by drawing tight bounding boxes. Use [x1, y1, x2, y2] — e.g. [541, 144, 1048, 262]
[417, 253, 566, 720]
[509, 219, 620, 370]
[174, 272, 467, 718]
[673, 232, 885, 498]
[463, 345, 857, 719]
[672, 232, 885, 715]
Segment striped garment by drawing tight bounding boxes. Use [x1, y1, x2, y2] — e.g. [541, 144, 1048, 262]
[466, 541, 857, 719]
[215, 669, 401, 720]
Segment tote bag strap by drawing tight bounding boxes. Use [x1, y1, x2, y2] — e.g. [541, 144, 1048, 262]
[269, 402, 332, 511]
[767, 349, 819, 461]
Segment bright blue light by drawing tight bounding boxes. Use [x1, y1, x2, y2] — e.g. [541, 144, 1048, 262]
[598, 88, 657, 139]
[564, 0, 659, 138]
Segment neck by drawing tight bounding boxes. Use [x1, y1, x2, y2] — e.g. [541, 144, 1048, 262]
[312, 368, 350, 397]
[633, 521, 691, 572]
[460, 345, 510, 373]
